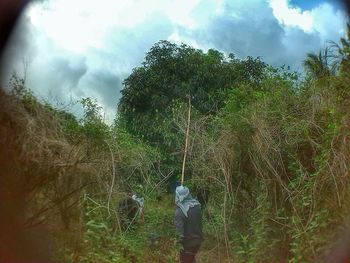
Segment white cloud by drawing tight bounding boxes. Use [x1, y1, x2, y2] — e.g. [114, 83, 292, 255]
[269, 0, 346, 39]
[27, 0, 201, 53]
[310, 3, 346, 40]
[269, 0, 314, 31]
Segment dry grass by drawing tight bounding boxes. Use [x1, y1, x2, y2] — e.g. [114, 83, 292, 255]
[0, 89, 111, 261]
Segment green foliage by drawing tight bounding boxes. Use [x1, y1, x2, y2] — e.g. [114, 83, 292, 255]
[8, 33, 350, 262]
[9, 73, 40, 112]
[118, 40, 266, 146]
[80, 97, 109, 147]
[189, 52, 349, 262]
[79, 196, 123, 263]
[303, 47, 337, 79]
[78, 194, 178, 263]
[113, 126, 161, 191]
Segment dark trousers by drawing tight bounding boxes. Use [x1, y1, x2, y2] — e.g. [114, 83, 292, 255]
[180, 245, 200, 263]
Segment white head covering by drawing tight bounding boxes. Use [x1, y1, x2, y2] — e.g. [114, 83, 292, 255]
[132, 194, 144, 218]
[175, 186, 200, 217]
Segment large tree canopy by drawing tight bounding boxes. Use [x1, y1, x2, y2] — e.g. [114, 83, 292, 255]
[118, 40, 266, 145]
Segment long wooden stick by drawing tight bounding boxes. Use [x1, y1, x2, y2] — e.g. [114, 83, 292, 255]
[105, 139, 116, 218]
[181, 95, 191, 186]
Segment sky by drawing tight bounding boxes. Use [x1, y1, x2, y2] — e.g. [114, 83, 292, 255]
[0, 0, 348, 123]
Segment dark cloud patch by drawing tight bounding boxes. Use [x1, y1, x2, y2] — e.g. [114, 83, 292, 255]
[202, 14, 285, 63]
[103, 12, 175, 72]
[50, 56, 87, 90]
[178, 2, 287, 65]
[281, 27, 322, 70]
[176, 1, 327, 71]
[80, 70, 121, 108]
[27, 53, 87, 103]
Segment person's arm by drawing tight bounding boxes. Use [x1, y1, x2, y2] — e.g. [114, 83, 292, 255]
[174, 208, 185, 244]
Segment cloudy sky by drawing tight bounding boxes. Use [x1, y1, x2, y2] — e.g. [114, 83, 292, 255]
[0, 0, 348, 122]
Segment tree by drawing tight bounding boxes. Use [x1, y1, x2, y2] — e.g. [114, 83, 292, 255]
[117, 41, 267, 185]
[118, 40, 267, 146]
[80, 97, 109, 156]
[339, 23, 350, 59]
[303, 47, 337, 79]
[331, 22, 350, 72]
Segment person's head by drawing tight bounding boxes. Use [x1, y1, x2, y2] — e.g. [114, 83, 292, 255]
[175, 185, 190, 204]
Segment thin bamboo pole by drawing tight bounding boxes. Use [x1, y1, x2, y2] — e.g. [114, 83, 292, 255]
[181, 95, 191, 186]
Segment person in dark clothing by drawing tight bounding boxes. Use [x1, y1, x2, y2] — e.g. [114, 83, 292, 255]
[117, 193, 144, 231]
[174, 186, 203, 263]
